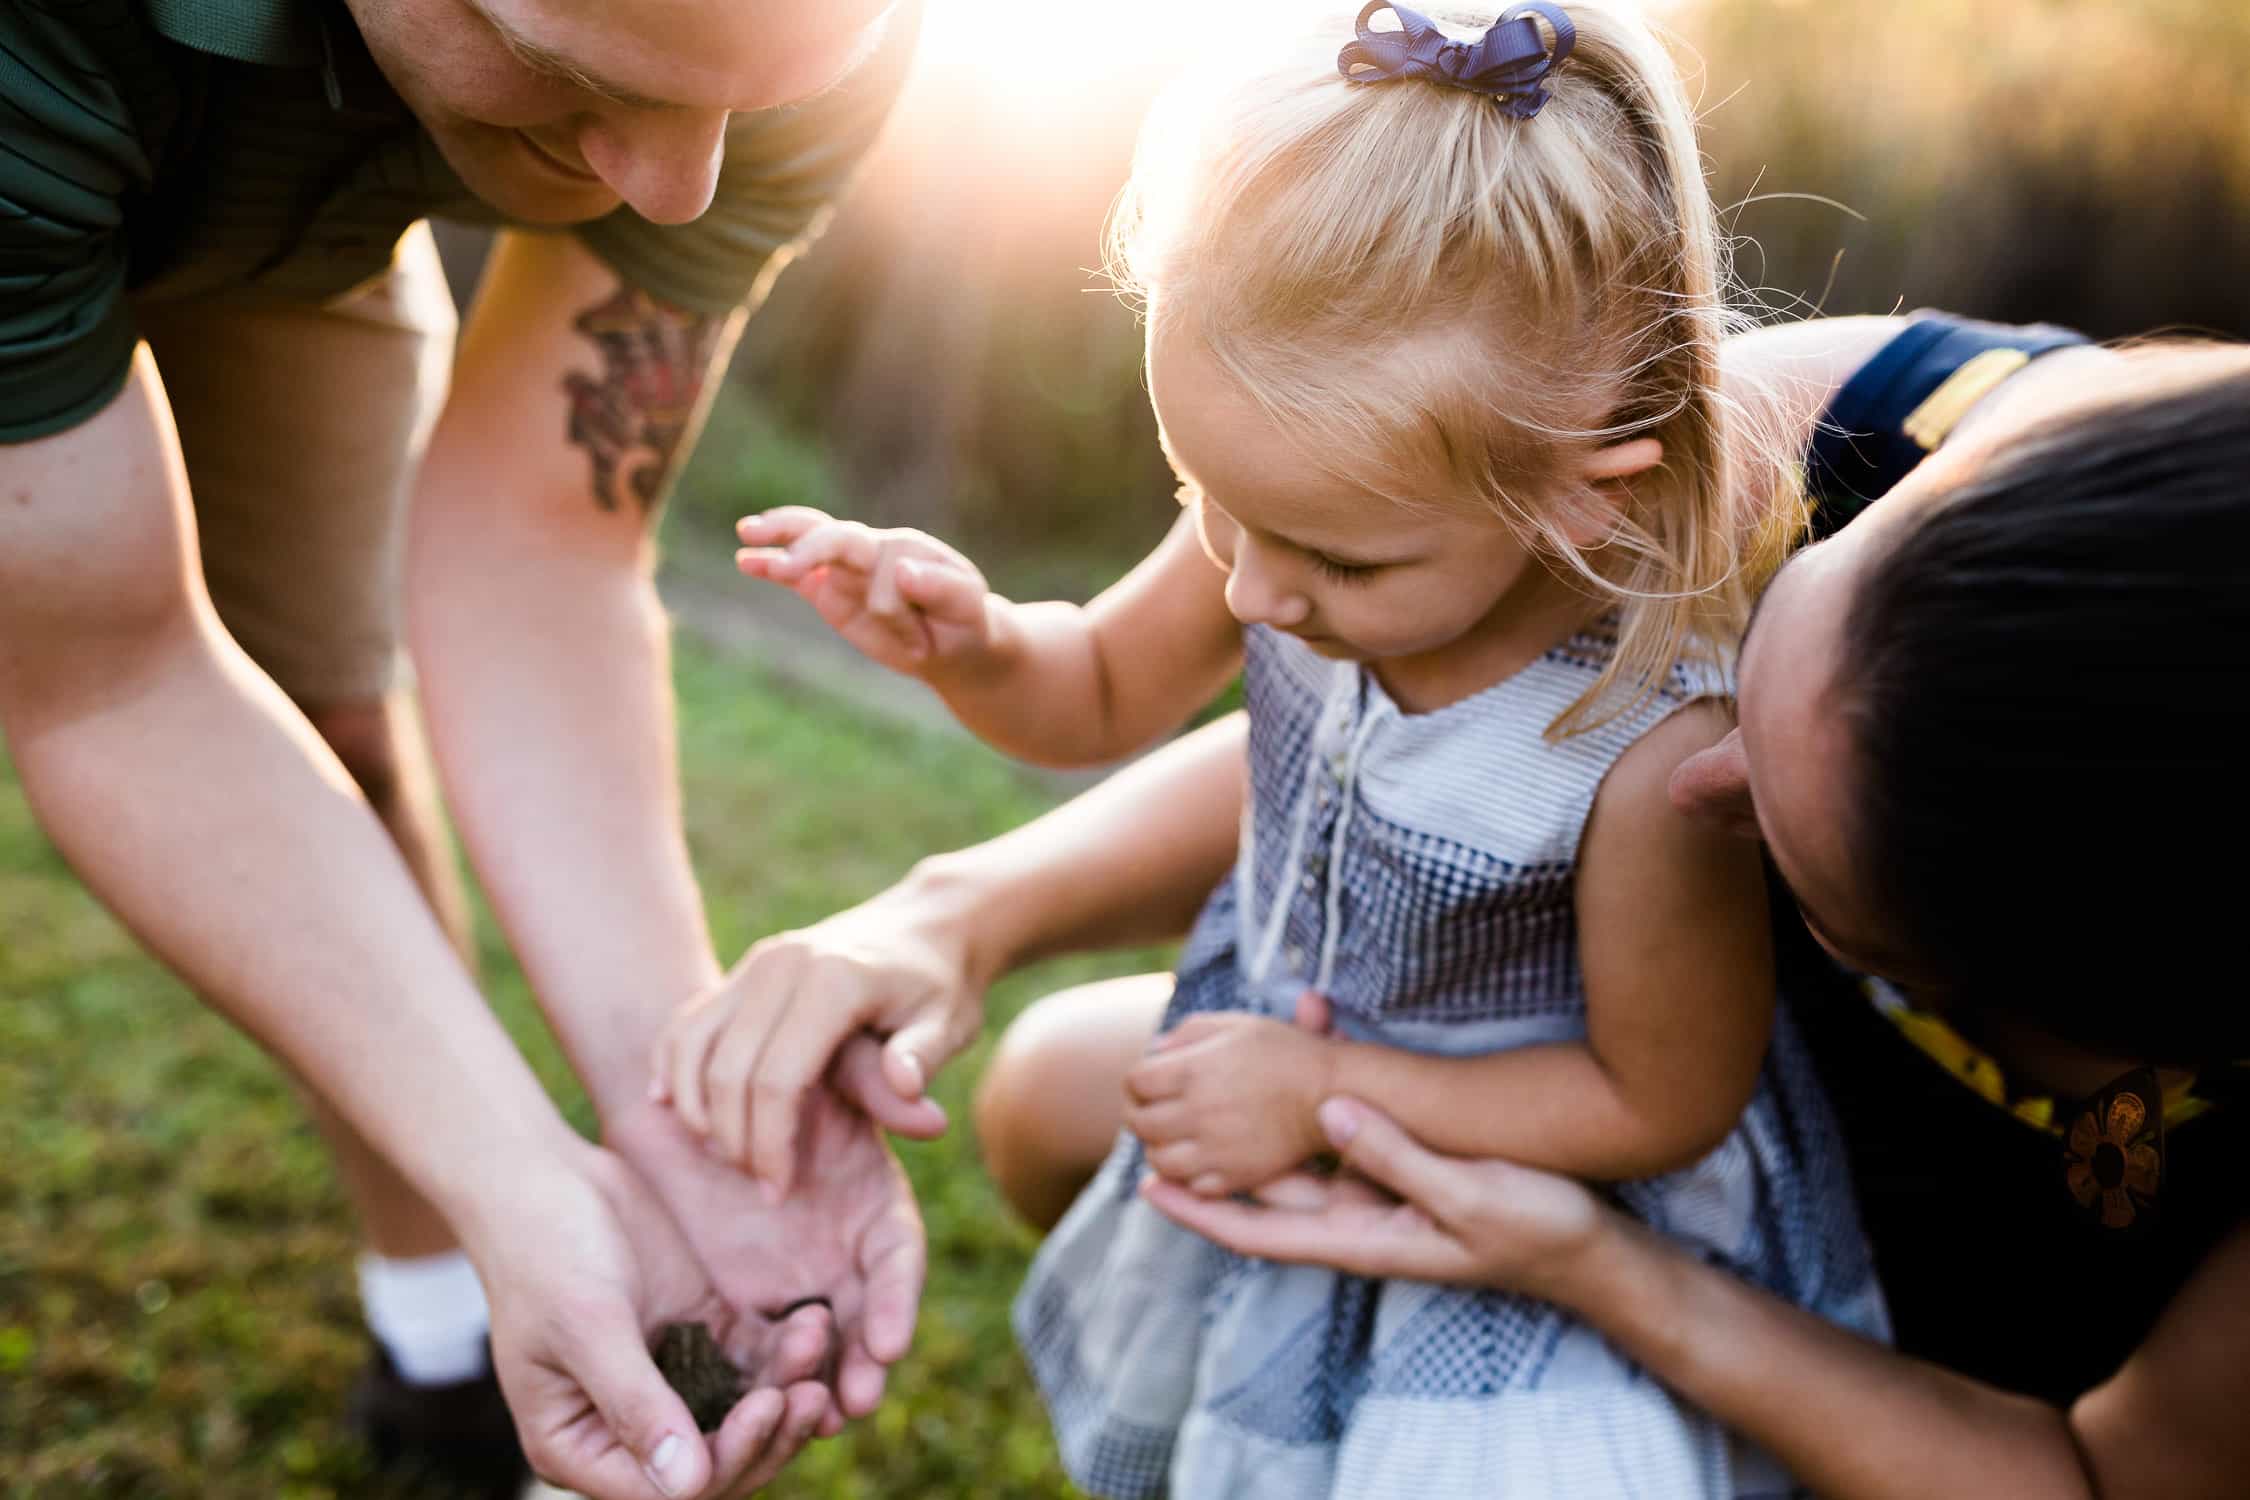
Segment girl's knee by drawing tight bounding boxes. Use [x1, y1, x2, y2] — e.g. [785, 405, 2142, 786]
[974, 974, 1170, 1230]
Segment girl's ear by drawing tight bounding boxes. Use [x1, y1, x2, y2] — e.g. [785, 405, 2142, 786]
[1582, 437, 1665, 483]
[1556, 438, 1664, 547]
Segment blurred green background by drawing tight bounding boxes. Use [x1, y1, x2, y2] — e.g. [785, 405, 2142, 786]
[7, 0, 2249, 1493]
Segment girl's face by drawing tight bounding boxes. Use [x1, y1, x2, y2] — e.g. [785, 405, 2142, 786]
[1148, 330, 1576, 678]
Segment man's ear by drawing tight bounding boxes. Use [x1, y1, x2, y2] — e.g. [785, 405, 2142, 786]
[1556, 437, 1664, 547]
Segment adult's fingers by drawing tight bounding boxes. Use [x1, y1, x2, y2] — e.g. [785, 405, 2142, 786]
[881, 1005, 978, 1106]
[534, 1308, 713, 1500]
[830, 1190, 926, 1420]
[855, 1194, 927, 1370]
[834, 1035, 950, 1140]
[718, 1382, 831, 1496]
[696, 1389, 786, 1499]
[1244, 1170, 1345, 1211]
[1318, 1098, 1466, 1225]
[1292, 989, 1335, 1034]
[1136, 1175, 1382, 1274]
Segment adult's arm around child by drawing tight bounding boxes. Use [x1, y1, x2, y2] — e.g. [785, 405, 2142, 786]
[1152, 1109, 2250, 1500]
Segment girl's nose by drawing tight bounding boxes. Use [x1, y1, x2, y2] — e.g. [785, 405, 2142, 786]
[576, 108, 730, 226]
[1222, 553, 1311, 630]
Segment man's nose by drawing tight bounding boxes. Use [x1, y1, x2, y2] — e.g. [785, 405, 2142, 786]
[577, 108, 729, 225]
[1668, 728, 1762, 839]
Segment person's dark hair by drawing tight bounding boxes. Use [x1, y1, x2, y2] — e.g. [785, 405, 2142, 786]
[1835, 347, 2250, 1064]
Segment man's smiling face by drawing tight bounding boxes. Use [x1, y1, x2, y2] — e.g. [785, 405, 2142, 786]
[343, 0, 896, 226]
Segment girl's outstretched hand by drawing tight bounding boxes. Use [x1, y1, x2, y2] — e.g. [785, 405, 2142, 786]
[736, 508, 997, 679]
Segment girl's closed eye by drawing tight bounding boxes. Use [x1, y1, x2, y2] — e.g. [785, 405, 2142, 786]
[1307, 551, 1381, 585]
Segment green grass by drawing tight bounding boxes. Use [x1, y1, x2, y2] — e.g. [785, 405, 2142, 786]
[0, 637, 1169, 1498]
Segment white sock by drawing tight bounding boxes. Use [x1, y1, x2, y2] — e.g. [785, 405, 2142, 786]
[357, 1250, 493, 1386]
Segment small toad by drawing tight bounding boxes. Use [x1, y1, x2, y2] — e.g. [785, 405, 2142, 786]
[651, 1321, 745, 1433]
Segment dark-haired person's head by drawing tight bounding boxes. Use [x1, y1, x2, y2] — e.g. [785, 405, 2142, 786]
[1675, 344, 2250, 1065]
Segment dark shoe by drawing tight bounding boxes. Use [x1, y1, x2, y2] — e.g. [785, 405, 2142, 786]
[347, 1341, 530, 1499]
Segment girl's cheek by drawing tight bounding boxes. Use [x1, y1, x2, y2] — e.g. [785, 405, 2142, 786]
[1194, 502, 1237, 574]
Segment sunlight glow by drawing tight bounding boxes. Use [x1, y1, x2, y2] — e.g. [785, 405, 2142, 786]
[915, 0, 1212, 102]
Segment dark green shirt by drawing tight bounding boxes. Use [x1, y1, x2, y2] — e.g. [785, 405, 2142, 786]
[0, 0, 916, 441]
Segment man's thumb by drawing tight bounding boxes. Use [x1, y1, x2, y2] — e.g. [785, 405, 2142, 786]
[833, 1033, 949, 1139]
[881, 1018, 963, 1132]
[1318, 1098, 1455, 1217]
[571, 1316, 710, 1500]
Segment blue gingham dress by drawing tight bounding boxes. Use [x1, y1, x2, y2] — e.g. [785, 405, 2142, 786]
[1014, 623, 1890, 1499]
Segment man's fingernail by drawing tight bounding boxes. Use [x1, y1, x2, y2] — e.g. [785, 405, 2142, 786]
[644, 1432, 688, 1497]
[1318, 1098, 1361, 1146]
[896, 1049, 926, 1095]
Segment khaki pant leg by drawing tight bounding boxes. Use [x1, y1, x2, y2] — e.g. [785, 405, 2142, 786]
[135, 221, 457, 704]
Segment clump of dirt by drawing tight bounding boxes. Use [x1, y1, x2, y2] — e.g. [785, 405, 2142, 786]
[651, 1322, 745, 1433]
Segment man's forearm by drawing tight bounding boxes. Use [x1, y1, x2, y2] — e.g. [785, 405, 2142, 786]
[410, 234, 743, 1124]
[4, 614, 580, 1244]
[412, 516, 717, 1120]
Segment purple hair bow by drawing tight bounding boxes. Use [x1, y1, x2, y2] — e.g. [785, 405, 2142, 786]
[1337, 1, 1577, 118]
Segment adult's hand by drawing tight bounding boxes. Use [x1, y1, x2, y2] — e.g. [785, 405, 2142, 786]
[473, 1141, 834, 1499]
[610, 1078, 928, 1427]
[1141, 1094, 1612, 1302]
[652, 878, 987, 1196]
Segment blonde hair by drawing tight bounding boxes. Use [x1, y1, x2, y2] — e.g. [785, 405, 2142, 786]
[1112, 2, 1803, 735]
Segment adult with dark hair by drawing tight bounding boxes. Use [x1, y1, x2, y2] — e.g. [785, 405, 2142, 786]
[0, 2, 933, 1496]
[723, 314, 2250, 1496]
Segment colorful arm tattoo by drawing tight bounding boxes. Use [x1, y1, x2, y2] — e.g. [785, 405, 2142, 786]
[562, 284, 727, 515]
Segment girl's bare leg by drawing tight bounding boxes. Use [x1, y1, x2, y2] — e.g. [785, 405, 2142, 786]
[974, 972, 1171, 1231]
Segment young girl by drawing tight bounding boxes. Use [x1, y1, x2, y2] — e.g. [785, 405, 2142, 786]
[657, 3, 1885, 1493]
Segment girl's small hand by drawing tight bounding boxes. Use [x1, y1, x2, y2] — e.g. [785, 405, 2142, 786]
[1123, 1013, 1335, 1196]
[736, 508, 997, 679]
[1139, 1097, 1613, 1303]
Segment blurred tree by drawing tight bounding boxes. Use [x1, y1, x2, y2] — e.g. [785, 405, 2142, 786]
[1693, 0, 2250, 340]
